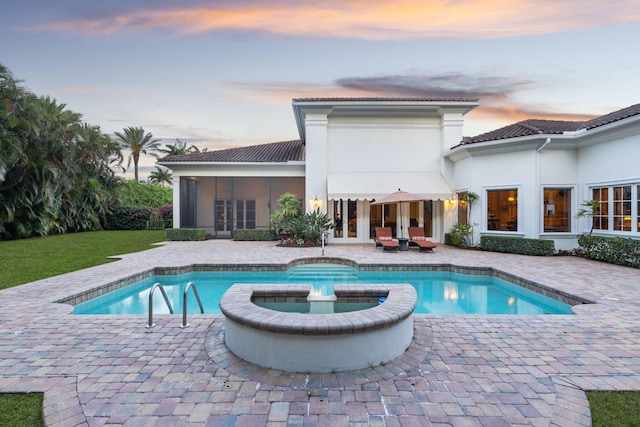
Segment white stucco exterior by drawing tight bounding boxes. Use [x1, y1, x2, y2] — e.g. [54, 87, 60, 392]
[159, 98, 640, 250]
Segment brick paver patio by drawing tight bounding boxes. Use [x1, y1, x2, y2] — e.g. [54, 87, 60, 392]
[1, 240, 639, 426]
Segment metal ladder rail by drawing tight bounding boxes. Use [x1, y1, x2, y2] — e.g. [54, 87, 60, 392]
[146, 283, 174, 328]
[180, 281, 204, 328]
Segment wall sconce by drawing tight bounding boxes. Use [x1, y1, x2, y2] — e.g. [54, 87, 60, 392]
[446, 198, 455, 207]
[507, 196, 517, 206]
[311, 197, 321, 210]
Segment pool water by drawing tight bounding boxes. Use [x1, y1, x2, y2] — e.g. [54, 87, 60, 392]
[73, 264, 573, 315]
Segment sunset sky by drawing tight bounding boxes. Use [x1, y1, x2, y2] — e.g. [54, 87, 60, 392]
[2, 1, 639, 178]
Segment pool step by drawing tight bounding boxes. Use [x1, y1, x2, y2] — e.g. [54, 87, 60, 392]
[286, 264, 359, 281]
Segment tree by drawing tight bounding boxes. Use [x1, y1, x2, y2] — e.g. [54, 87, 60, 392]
[148, 166, 172, 187]
[0, 64, 122, 239]
[158, 139, 202, 156]
[114, 126, 160, 182]
[577, 199, 599, 235]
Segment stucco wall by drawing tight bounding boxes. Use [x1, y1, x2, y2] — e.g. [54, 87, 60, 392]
[326, 117, 442, 173]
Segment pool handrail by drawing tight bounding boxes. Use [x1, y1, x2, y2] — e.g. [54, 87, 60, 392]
[180, 281, 204, 328]
[146, 282, 174, 328]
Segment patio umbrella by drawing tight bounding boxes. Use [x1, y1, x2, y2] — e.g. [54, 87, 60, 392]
[371, 188, 425, 238]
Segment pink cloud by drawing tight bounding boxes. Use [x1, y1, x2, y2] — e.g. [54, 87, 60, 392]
[24, 1, 640, 39]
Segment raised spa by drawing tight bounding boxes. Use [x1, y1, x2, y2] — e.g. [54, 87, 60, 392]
[219, 283, 417, 373]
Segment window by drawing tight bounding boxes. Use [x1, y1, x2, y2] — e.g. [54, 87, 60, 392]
[236, 199, 256, 229]
[215, 200, 232, 232]
[180, 178, 197, 227]
[334, 200, 344, 238]
[457, 191, 468, 225]
[589, 184, 640, 234]
[592, 187, 609, 231]
[423, 201, 433, 237]
[613, 185, 632, 231]
[543, 188, 571, 232]
[487, 189, 518, 231]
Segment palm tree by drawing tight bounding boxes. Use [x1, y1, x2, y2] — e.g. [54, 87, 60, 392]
[148, 166, 172, 187]
[114, 126, 160, 182]
[577, 199, 599, 235]
[158, 139, 201, 157]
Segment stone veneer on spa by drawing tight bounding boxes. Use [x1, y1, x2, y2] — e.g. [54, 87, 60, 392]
[219, 283, 418, 372]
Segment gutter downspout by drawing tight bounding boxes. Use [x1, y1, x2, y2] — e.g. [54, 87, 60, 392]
[535, 138, 551, 236]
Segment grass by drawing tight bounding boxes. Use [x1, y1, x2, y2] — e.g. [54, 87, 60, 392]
[587, 391, 640, 426]
[0, 393, 44, 427]
[0, 230, 166, 290]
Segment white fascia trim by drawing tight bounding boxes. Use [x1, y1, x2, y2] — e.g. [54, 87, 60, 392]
[157, 161, 305, 167]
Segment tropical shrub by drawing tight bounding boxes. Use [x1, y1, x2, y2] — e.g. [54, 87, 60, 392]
[578, 235, 640, 268]
[480, 236, 555, 256]
[117, 180, 172, 208]
[157, 204, 173, 228]
[0, 65, 122, 239]
[105, 207, 152, 230]
[286, 209, 333, 245]
[270, 193, 302, 236]
[165, 228, 206, 241]
[447, 223, 473, 248]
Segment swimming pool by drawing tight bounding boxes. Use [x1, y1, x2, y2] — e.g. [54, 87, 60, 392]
[72, 264, 573, 315]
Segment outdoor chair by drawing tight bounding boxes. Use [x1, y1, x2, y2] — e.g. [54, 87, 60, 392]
[408, 227, 436, 252]
[374, 227, 400, 252]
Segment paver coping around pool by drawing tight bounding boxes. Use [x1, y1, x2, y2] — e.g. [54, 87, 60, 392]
[219, 283, 417, 335]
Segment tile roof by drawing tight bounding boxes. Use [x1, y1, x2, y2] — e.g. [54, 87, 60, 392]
[462, 102, 640, 145]
[582, 102, 640, 129]
[158, 139, 304, 163]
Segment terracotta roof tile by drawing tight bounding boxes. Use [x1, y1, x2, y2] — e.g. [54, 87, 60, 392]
[583, 103, 640, 129]
[461, 102, 640, 145]
[464, 119, 583, 143]
[159, 139, 304, 163]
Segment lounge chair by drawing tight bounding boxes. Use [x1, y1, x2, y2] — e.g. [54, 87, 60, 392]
[408, 227, 436, 252]
[374, 227, 400, 252]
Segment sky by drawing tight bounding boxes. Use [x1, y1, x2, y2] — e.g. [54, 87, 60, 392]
[2, 0, 639, 179]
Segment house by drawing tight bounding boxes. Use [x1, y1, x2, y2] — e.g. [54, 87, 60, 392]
[158, 98, 640, 250]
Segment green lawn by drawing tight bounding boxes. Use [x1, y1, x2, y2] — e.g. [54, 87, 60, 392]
[0, 230, 165, 290]
[0, 393, 43, 427]
[587, 391, 640, 426]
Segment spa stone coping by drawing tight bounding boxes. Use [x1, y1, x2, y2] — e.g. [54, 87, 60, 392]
[219, 284, 417, 336]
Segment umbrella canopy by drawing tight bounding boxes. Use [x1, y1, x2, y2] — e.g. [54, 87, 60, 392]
[371, 189, 425, 205]
[371, 189, 426, 239]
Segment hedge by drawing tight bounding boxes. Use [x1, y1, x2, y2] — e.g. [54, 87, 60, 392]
[578, 235, 640, 268]
[165, 228, 207, 241]
[480, 236, 555, 256]
[105, 207, 151, 230]
[233, 229, 276, 241]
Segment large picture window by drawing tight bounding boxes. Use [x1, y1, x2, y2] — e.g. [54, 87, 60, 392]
[543, 188, 571, 232]
[589, 184, 640, 233]
[487, 189, 518, 231]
